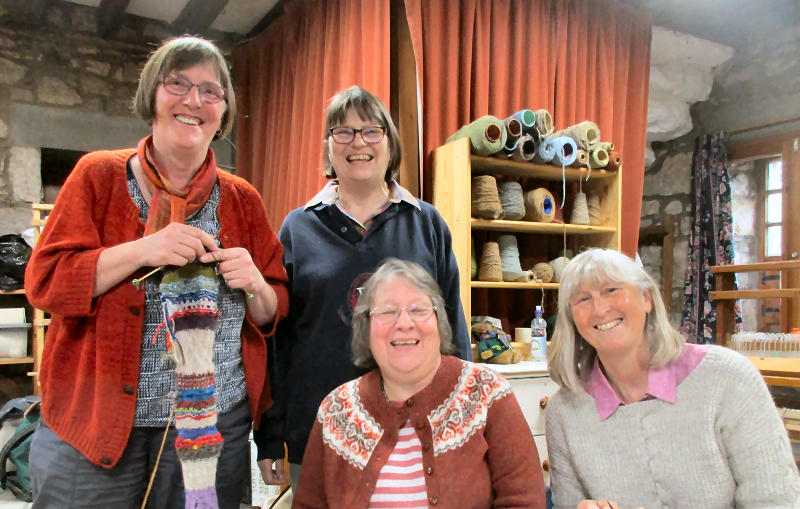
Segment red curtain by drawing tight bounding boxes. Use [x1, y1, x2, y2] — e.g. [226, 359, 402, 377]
[554, 0, 651, 257]
[232, 0, 391, 230]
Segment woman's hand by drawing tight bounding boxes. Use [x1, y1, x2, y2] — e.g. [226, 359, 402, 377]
[258, 458, 288, 485]
[136, 223, 219, 267]
[200, 247, 264, 295]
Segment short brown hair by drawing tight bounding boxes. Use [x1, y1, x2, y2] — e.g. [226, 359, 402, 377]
[133, 37, 236, 140]
[351, 258, 454, 370]
[322, 86, 402, 184]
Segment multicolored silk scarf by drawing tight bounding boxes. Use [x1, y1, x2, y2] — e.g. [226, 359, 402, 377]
[160, 264, 223, 509]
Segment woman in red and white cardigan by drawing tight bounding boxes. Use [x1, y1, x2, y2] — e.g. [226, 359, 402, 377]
[292, 258, 546, 509]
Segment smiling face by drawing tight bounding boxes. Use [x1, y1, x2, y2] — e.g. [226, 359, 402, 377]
[151, 62, 226, 154]
[369, 277, 442, 387]
[326, 109, 391, 186]
[569, 279, 653, 359]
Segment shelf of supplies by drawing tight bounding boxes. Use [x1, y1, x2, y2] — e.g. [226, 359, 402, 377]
[471, 281, 560, 290]
[0, 289, 25, 295]
[471, 219, 616, 235]
[470, 155, 617, 181]
[711, 260, 800, 273]
[0, 357, 34, 365]
[31, 204, 54, 211]
[34, 319, 50, 327]
[710, 289, 800, 300]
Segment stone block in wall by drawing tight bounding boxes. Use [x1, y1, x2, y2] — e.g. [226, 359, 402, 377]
[86, 60, 110, 76]
[0, 119, 7, 139]
[82, 75, 112, 96]
[730, 172, 757, 198]
[0, 207, 32, 236]
[681, 216, 691, 236]
[0, 34, 14, 48]
[0, 58, 25, 85]
[8, 147, 41, 203]
[672, 240, 689, 293]
[11, 89, 33, 103]
[664, 201, 682, 215]
[641, 200, 660, 217]
[643, 153, 692, 196]
[38, 77, 82, 106]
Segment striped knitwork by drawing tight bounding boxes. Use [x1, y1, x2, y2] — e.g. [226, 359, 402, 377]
[368, 423, 427, 509]
[160, 264, 223, 509]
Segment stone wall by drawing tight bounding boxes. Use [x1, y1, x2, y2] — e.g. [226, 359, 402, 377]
[0, 0, 237, 235]
[729, 159, 758, 331]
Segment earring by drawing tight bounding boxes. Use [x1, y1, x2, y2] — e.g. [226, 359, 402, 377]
[216, 129, 222, 136]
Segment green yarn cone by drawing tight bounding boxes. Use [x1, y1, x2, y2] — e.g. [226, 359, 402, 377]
[447, 115, 507, 156]
[471, 238, 478, 279]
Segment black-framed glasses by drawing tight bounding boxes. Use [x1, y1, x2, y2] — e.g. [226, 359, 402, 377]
[369, 304, 437, 325]
[329, 126, 386, 144]
[160, 74, 226, 104]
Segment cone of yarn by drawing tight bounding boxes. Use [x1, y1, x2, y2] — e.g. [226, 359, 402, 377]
[532, 263, 553, 283]
[534, 109, 554, 138]
[498, 235, 525, 282]
[589, 147, 609, 168]
[478, 242, 503, 282]
[552, 121, 601, 151]
[524, 187, 555, 223]
[446, 115, 507, 156]
[471, 237, 478, 279]
[570, 192, 590, 225]
[511, 134, 536, 162]
[497, 181, 526, 220]
[568, 149, 589, 168]
[587, 194, 602, 226]
[606, 151, 622, 171]
[549, 256, 570, 283]
[597, 141, 614, 153]
[551, 137, 578, 166]
[532, 136, 556, 164]
[471, 176, 504, 219]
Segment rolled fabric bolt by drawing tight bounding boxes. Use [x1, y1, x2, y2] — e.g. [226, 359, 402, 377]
[568, 149, 589, 168]
[446, 115, 507, 156]
[552, 121, 601, 151]
[549, 256, 570, 283]
[532, 136, 556, 164]
[532, 263, 553, 283]
[504, 117, 522, 142]
[606, 151, 622, 171]
[524, 188, 555, 223]
[587, 194, 602, 226]
[498, 234, 524, 282]
[494, 137, 518, 159]
[479, 242, 503, 282]
[551, 137, 578, 166]
[534, 109, 554, 138]
[471, 176, 504, 219]
[497, 181, 526, 221]
[589, 147, 609, 168]
[508, 109, 536, 135]
[570, 192, 590, 225]
[596, 141, 614, 153]
[511, 134, 537, 162]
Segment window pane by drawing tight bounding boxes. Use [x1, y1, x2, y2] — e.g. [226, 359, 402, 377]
[767, 160, 782, 190]
[766, 226, 782, 257]
[766, 193, 782, 223]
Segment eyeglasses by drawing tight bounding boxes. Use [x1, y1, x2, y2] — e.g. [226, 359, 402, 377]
[329, 126, 386, 144]
[369, 304, 437, 325]
[160, 74, 226, 104]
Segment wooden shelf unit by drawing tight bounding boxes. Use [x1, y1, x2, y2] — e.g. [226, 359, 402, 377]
[29, 203, 54, 395]
[432, 137, 622, 331]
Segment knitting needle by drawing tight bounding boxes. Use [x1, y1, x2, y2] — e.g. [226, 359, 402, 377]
[132, 266, 164, 286]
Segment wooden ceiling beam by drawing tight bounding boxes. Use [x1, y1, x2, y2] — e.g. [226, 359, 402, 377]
[98, 0, 132, 39]
[172, 0, 230, 35]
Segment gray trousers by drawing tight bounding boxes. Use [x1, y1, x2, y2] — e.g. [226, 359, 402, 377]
[29, 399, 251, 509]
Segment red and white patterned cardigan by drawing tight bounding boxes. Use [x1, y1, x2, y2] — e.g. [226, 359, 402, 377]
[292, 355, 547, 509]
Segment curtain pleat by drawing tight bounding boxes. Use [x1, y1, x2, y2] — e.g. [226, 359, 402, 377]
[232, 0, 390, 230]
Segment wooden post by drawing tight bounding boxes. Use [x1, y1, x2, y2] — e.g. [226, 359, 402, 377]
[715, 272, 736, 346]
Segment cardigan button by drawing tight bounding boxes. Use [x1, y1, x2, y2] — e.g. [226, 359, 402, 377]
[422, 443, 430, 451]
[123, 385, 134, 395]
[100, 457, 111, 466]
[429, 497, 438, 506]
[405, 398, 414, 407]
[426, 467, 434, 475]
[416, 420, 425, 430]
[129, 306, 140, 316]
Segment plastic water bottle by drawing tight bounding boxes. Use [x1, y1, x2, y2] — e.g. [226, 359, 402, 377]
[530, 306, 547, 361]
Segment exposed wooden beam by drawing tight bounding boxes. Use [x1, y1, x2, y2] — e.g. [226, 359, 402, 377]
[245, 0, 289, 39]
[98, 0, 131, 40]
[172, 0, 230, 35]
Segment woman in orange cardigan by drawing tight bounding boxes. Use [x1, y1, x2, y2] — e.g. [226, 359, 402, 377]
[25, 37, 288, 509]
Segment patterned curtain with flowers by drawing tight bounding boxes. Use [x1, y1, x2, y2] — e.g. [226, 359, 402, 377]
[680, 133, 742, 344]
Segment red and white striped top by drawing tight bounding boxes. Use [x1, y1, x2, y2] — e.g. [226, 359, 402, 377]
[368, 422, 428, 508]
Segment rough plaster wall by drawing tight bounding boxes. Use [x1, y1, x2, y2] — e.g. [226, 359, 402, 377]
[728, 160, 758, 331]
[0, 1, 237, 235]
[694, 22, 800, 134]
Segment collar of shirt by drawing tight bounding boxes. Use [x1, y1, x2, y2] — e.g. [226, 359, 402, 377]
[584, 343, 711, 421]
[304, 179, 421, 211]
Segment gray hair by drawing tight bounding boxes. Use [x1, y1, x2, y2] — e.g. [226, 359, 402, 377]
[548, 248, 684, 393]
[351, 258, 454, 369]
[133, 36, 236, 140]
[322, 86, 402, 184]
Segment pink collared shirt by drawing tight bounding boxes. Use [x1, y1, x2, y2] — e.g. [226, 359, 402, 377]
[585, 343, 711, 421]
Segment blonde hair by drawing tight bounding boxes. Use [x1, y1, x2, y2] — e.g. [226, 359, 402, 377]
[547, 248, 684, 392]
[133, 36, 236, 140]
